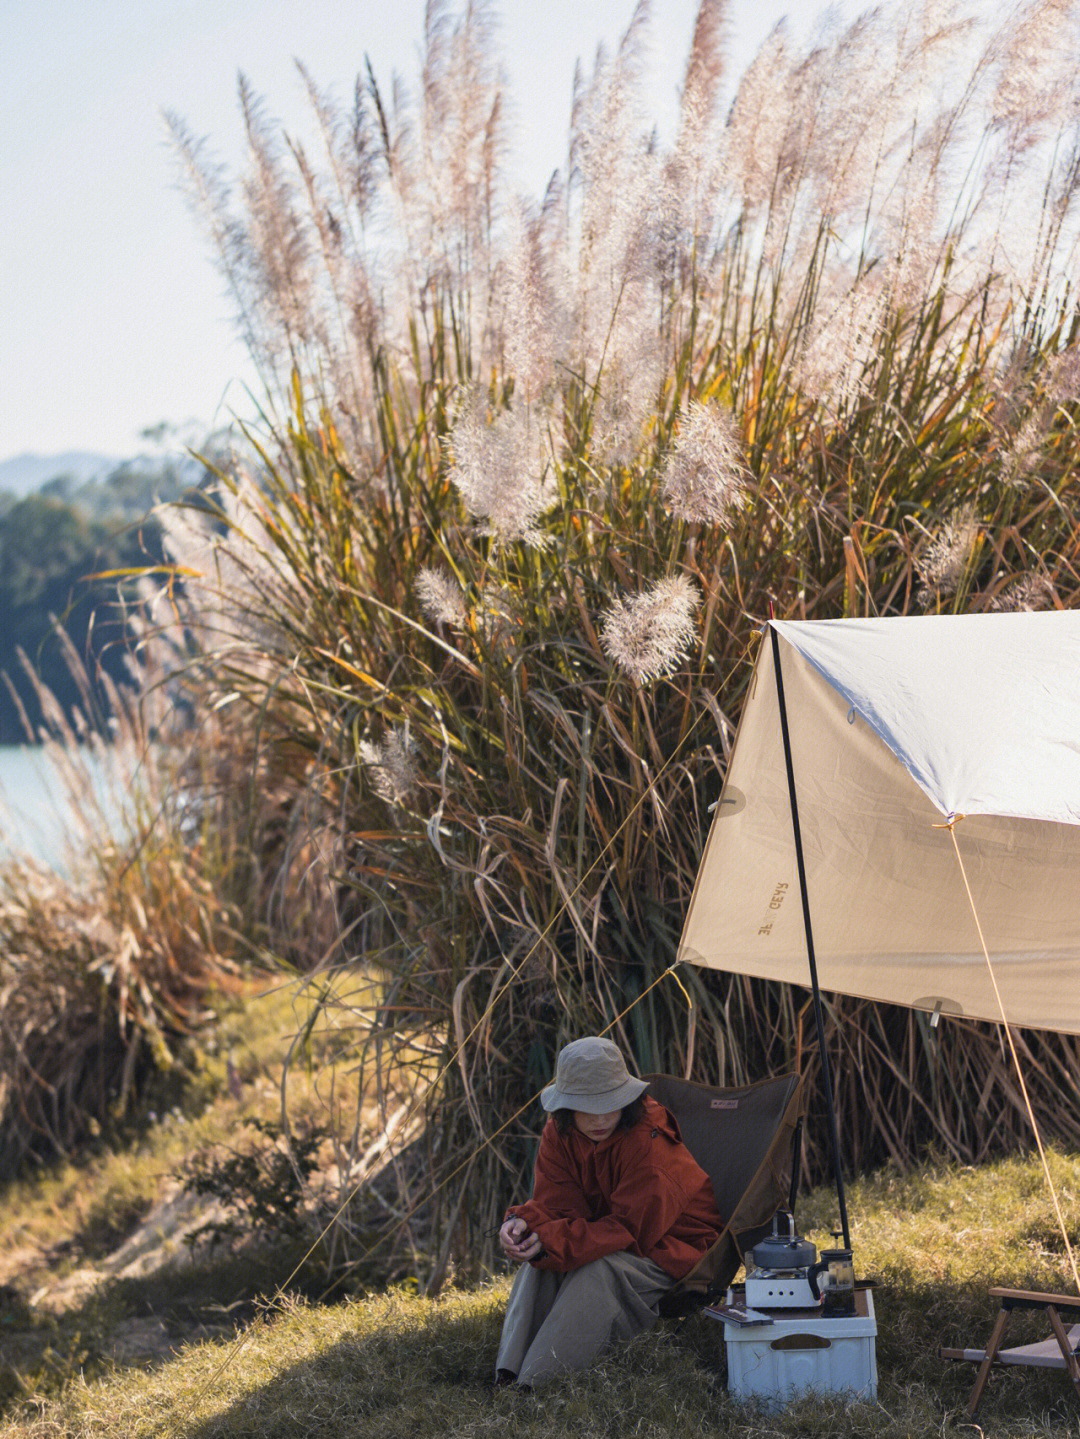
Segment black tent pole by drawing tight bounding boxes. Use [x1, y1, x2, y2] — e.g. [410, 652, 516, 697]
[769, 624, 852, 1250]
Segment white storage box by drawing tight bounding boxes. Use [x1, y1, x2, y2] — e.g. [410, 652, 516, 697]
[721, 1288, 877, 1406]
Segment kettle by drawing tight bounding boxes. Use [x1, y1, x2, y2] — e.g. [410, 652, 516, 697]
[748, 1210, 817, 1272]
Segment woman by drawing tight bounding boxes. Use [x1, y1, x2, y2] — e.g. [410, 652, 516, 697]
[495, 1035, 723, 1388]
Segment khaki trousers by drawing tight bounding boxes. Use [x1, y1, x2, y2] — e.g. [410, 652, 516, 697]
[495, 1251, 673, 1386]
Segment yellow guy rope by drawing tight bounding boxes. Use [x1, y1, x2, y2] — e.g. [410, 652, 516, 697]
[941, 815, 1080, 1295]
[157, 648, 742, 1436]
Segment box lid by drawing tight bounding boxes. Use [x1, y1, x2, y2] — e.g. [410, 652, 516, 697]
[722, 1288, 877, 1341]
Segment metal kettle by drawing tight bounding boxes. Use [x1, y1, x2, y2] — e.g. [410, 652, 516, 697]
[749, 1210, 817, 1272]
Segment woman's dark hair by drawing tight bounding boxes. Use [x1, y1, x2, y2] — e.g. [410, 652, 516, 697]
[553, 1095, 646, 1135]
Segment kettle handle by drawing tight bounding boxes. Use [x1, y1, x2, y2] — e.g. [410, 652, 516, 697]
[807, 1259, 827, 1302]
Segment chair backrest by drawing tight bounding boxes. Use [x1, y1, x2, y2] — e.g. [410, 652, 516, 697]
[643, 1071, 803, 1230]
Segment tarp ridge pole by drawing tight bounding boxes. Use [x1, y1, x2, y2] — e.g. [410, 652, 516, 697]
[769, 623, 852, 1250]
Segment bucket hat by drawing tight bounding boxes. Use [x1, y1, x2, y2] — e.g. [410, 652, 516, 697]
[540, 1036, 649, 1113]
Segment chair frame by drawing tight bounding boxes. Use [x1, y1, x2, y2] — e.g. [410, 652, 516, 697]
[941, 1287, 1080, 1417]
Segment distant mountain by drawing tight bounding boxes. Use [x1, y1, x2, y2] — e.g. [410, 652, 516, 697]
[0, 451, 119, 498]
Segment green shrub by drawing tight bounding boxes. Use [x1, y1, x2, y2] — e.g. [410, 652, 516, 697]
[180, 1116, 332, 1251]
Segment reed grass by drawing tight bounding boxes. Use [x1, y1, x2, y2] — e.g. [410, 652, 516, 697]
[0, 636, 243, 1174]
[156, 0, 1080, 1286]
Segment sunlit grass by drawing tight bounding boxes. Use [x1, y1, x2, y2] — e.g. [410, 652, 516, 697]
[3, 1151, 1078, 1438]
[0, 968, 436, 1276]
[0, 972, 447, 1421]
[0, 982, 295, 1275]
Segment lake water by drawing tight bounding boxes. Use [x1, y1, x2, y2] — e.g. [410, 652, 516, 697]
[0, 743, 122, 869]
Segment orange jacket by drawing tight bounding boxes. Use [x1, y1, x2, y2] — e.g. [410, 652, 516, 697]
[507, 1096, 723, 1278]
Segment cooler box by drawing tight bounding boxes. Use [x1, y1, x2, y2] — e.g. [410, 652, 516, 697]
[722, 1288, 877, 1406]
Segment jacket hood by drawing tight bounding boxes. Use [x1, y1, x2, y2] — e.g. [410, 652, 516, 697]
[641, 1093, 683, 1143]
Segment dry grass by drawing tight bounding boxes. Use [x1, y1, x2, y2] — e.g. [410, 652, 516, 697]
[0, 981, 299, 1287]
[0, 632, 250, 1176]
[0, 970, 457, 1429]
[0, 966, 443, 1325]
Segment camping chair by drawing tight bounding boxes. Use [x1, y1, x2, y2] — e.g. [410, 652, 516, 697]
[643, 1071, 806, 1317]
[941, 1287, 1080, 1417]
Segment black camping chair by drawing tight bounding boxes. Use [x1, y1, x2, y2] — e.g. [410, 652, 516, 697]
[643, 1071, 806, 1316]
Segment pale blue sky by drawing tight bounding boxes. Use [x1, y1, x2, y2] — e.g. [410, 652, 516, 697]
[0, 1, 839, 463]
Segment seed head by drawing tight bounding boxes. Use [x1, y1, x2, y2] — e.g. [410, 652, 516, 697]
[599, 574, 701, 683]
[593, 346, 664, 466]
[990, 0, 1076, 146]
[359, 727, 417, 807]
[1001, 410, 1048, 488]
[796, 283, 885, 409]
[916, 504, 978, 603]
[989, 573, 1056, 612]
[497, 202, 564, 402]
[446, 398, 552, 545]
[661, 401, 749, 526]
[1046, 345, 1080, 406]
[720, 21, 794, 215]
[415, 566, 467, 626]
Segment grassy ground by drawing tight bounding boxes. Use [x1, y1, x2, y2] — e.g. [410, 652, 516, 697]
[0, 977, 384, 1415]
[0, 981, 308, 1289]
[2, 977, 1078, 1436]
[2, 1125, 1078, 1436]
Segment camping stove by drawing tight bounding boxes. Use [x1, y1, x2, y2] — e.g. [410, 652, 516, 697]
[744, 1266, 821, 1309]
[744, 1211, 823, 1309]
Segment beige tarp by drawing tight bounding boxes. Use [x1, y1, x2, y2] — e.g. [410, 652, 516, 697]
[678, 613, 1080, 1035]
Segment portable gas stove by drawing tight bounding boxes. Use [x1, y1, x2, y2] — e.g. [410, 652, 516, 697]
[744, 1210, 823, 1309]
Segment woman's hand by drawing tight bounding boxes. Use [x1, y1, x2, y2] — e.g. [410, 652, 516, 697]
[499, 1216, 543, 1261]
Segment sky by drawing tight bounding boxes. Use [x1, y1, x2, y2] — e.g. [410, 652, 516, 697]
[0, 0, 845, 465]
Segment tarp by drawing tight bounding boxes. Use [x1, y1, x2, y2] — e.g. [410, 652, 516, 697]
[677, 612, 1080, 1034]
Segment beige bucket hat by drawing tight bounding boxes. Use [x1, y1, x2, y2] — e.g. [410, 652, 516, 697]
[540, 1036, 649, 1113]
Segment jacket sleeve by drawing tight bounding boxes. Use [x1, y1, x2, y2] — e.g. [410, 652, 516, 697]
[514, 1126, 693, 1272]
[506, 1124, 592, 1236]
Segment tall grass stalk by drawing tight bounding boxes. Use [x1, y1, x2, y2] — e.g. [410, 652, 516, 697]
[159, 0, 1080, 1284]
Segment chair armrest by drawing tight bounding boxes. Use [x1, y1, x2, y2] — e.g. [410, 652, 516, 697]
[989, 1288, 1080, 1311]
